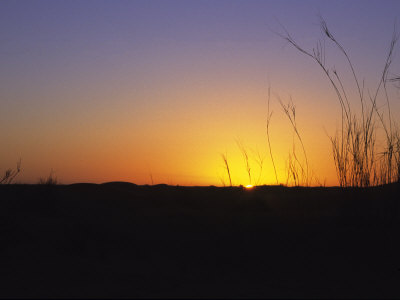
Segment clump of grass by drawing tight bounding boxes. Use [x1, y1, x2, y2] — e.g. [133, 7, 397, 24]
[38, 170, 58, 185]
[0, 159, 21, 184]
[279, 17, 399, 187]
[220, 143, 266, 187]
[284, 139, 306, 186]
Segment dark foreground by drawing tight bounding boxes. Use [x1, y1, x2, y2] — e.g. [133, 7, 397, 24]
[0, 183, 399, 298]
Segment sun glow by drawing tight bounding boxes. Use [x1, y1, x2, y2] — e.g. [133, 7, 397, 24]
[245, 184, 254, 189]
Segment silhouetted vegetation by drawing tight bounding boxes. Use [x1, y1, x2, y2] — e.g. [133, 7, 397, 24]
[266, 86, 279, 185]
[221, 21, 399, 187]
[236, 139, 253, 185]
[221, 152, 232, 186]
[277, 96, 310, 186]
[0, 159, 21, 184]
[38, 170, 58, 185]
[279, 18, 400, 187]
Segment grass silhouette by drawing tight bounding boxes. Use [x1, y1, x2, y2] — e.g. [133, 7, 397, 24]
[221, 152, 232, 186]
[218, 19, 399, 188]
[0, 159, 21, 184]
[277, 95, 310, 186]
[266, 86, 279, 185]
[236, 139, 253, 185]
[38, 169, 58, 185]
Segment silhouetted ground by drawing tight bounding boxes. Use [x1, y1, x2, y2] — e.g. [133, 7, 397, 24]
[0, 183, 399, 298]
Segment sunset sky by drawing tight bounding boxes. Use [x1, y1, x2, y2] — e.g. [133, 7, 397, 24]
[1, 0, 399, 186]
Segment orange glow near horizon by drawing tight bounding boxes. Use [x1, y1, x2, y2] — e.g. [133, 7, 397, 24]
[4, 101, 340, 187]
[1, 2, 399, 187]
[3, 75, 392, 187]
[0, 79, 370, 187]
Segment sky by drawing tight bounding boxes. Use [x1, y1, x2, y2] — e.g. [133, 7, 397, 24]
[1, 0, 399, 186]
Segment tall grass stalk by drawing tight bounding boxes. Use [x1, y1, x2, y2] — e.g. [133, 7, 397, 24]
[221, 153, 232, 187]
[266, 86, 279, 185]
[236, 140, 252, 185]
[278, 96, 310, 186]
[251, 148, 266, 186]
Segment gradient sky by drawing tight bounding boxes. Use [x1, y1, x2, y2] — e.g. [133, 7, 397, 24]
[1, 0, 399, 186]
